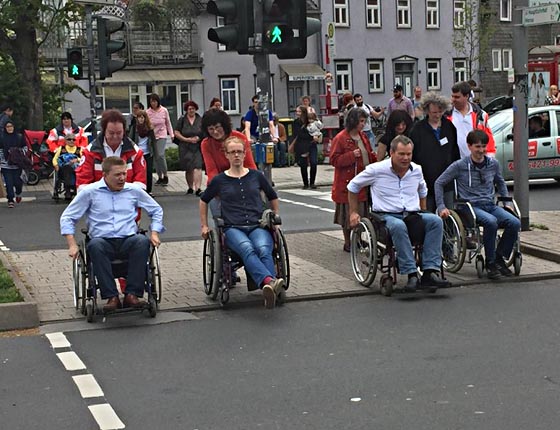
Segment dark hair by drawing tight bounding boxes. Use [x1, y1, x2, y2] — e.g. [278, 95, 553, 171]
[345, 108, 368, 132]
[251, 95, 259, 103]
[100, 109, 126, 133]
[102, 156, 126, 173]
[297, 105, 310, 125]
[61, 111, 73, 121]
[201, 108, 233, 136]
[353, 93, 363, 100]
[384, 110, 413, 141]
[209, 97, 221, 108]
[466, 129, 488, 146]
[148, 93, 161, 107]
[451, 81, 472, 96]
[0, 104, 13, 112]
[133, 101, 145, 110]
[183, 100, 199, 111]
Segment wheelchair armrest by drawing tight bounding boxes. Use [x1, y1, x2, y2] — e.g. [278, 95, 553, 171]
[369, 212, 386, 225]
[80, 228, 88, 235]
[272, 213, 282, 226]
[497, 196, 513, 202]
[137, 228, 147, 235]
[214, 217, 225, 228]
[455, 198, 470, 204]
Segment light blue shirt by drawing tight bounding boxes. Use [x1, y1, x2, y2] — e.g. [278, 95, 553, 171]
[347, 158, 427, 212]
[60, 178, 165, 238]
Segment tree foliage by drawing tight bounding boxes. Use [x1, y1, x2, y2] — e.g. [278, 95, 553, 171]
[452, 0, 496, 82]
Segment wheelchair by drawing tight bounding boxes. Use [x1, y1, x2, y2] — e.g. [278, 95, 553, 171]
[72, 229, 162, 322]
[202, 211, 290, 307]
[441, 197, 522, 277]
[350, 211, 444, 297]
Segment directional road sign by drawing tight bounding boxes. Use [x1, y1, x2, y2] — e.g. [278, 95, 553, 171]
[522, 4, 560, 26]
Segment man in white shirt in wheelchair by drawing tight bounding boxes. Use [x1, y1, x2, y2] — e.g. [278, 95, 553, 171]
[348, 135, 450, 292]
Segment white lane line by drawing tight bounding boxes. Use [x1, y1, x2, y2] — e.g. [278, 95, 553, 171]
[279, 198, 335, 213]
[0, 240, 10, 251]
[56, 351, 86, 371]
[72, 374, 104, 398]
[88, 404, 126, 430]
[45, 332, 71, 349]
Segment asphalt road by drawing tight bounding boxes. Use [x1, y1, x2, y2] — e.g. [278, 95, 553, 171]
[2, 180, 559, 252]
[3, 279, 560, 429]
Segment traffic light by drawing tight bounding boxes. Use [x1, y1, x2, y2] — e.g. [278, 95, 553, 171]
[97, 16, 126, 79]
[262, 0, 321, 59]
[207, 0, 254, 55]
[67, 48, 84, 79]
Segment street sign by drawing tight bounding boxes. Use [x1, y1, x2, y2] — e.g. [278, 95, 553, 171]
[327, 22, 336, 59]
[522, 4, 560, 26]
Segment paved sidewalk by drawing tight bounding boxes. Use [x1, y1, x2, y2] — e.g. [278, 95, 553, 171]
[7, 164, 560, 323]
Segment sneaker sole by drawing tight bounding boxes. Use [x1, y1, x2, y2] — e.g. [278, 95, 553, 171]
[262, 285, 276, 309]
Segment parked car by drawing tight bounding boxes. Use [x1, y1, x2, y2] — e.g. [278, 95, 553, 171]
[78, 114, 132, 143]
[489, 106, 560, 181]
[482, 95, 514, 116]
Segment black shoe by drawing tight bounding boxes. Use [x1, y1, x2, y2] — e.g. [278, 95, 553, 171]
[186, 188, 194, 194]
[404, 275, 419, 292]
[421, 271, 451, 288]
[155, 178, 163, 185]
[495, 257, 513, 277]
[486, 262, 502, 280]
[302, 185, 309, 190]
[195, 188, 203, 197]
[161, 176, 169, 186]
[466, 237, 478, 250]
[310, 184, 318, 189]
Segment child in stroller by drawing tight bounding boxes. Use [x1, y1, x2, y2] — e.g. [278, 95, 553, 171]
[52, 133, 81, 200]
[23, 129, 52, 186]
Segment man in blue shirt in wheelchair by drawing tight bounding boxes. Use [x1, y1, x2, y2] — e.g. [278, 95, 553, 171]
[60, 156, 164, 311]
[348, 135, 450, 292]
[435, 129, 521, 280]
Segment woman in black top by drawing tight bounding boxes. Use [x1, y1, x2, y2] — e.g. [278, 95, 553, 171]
[174, 100, 204, 195]
[290, 105, 321, 189]
[376, 110, 413, 160]
[0, 120, 25, 208]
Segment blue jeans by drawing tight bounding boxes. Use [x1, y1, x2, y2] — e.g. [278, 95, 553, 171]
[363, 129, 376, 148]
[472, 204, 521, 264]
[87, 234, 150, 299]
[298, 143, 318, 187]
[2, 168, 23, 203]
[381, 212, 443, 275]
[224, 226, 275, 288]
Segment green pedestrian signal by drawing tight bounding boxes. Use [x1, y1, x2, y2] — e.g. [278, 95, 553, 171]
[67, 48, 84, 79]
[271, 25, 282, 43]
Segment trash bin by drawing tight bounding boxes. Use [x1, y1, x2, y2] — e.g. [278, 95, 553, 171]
[278, 117, 295, 143]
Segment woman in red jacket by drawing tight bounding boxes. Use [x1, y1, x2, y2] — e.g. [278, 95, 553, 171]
[330, 108, 377, 252]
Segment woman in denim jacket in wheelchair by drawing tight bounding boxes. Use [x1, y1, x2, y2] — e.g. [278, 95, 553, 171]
[199, 135, 285, 309]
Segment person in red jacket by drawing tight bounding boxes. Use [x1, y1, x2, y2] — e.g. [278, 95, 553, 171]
[76, 109, 146, 191]
[330, 108, 377, 252]
[201, 108, 256, 184]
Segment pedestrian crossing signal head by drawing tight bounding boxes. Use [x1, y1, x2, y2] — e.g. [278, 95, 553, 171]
[67, 48, 84, 79]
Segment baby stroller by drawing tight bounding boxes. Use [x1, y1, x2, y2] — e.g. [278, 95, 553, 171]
[23, 130, 53, 186]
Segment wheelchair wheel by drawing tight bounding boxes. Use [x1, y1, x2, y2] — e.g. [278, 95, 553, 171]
[350, 217, 377, 287]
[513, 251, 522, 276]
[72, 250, 87, 313]
[274, 229, 290, 290]
[148, 295, 157, 318]
[442, 210, 466, 273]
[379, 274, 393, 297]
[202, 230, 222, 299]
[27, 170, 40, 186]
[475, 255, 485, 278]
[220, 288, 229, 306]
[149, 247, 162, 303]
[86, 301, 94, 323]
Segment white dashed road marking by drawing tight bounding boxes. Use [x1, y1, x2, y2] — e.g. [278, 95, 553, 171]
[279, 198, 335, 213]
[48, 332, 126, 429]
[0, 240, 10, 251]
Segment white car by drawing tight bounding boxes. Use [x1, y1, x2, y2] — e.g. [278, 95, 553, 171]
[488, 105, 560, 181]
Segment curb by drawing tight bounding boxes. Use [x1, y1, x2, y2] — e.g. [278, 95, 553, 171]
[520, 243, 560, 264]
[0, 252, 40, 331]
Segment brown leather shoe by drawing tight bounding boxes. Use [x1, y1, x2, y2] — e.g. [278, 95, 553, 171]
[123, 294, 146, 308]
[103, 296, 122, 312]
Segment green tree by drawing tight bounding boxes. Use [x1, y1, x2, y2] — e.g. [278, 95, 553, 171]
[452, 0, 496, 81]
[0, 0, 78, 129]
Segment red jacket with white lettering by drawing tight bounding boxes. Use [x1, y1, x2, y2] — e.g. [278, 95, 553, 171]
[75, 134, 147, 190]
[447, 103, 496, 156]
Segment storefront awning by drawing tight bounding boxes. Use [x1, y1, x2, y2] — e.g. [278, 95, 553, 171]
[102, 69, 204, 85]
[280, 64, 325, 81]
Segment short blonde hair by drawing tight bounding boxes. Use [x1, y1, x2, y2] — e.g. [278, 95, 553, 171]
[223, 135, 245, 151]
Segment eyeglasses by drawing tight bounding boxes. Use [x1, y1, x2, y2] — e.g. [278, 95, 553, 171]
[207, 125, 223, 133]
[226, 150, 245, 156]
[65, 138, 75, 141]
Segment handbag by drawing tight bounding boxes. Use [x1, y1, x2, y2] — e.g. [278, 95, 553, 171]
[7, 147, 33, 170]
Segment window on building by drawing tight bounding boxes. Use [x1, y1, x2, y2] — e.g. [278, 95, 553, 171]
[502, 49, 513, 70]
[397, 0, 411, 28]
[335, 61, 353, 93]
[220, 77, 240, 114]
[453, 59, 467, 83]
[500, 0, 512, 22]
[426, 0, 439, 28]
[179, 84, 191, 108]
[454, 0, 465, 29]
[492, 49, 502, 71]
[334, 0, 349, 26]
[366, 0, 381, 27]
[367, 60, 384, 93]
[216, 16, 226, 51]
[426, 60, 441, 90]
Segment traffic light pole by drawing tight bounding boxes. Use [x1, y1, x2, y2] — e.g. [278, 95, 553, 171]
[85, 5, 98, 140]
